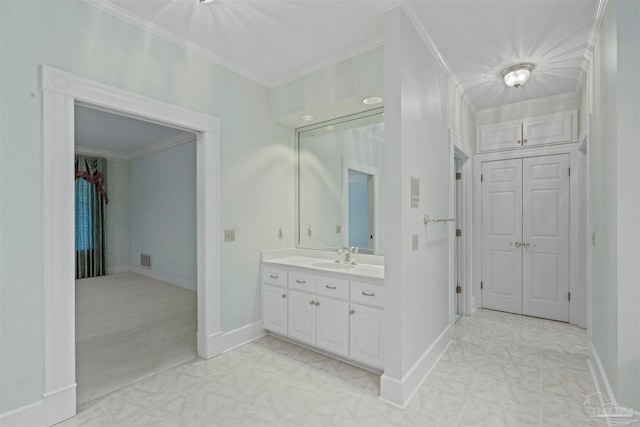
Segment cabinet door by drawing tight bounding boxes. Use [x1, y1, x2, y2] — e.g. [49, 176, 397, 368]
[262, 284, 288, 335]
[287, 289, 316, 345]
[316, 296, 349, 356]
[349, 303, 384, 368]
[477, 120, 522, 152]
[481, 159, 523, 314]
[522, 112, 575, 147]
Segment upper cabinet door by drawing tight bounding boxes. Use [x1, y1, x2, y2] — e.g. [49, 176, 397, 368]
[477, 120, 523, 152]
[522, 111, 576, 148]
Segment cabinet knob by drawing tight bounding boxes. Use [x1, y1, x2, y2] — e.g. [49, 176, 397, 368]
[281, 294, 286, 299]
[349, 309, 355, 315]
[315, 301, 320, 307]
[523, 139, 527, 143]
[517, 140, 521, 144]
[309, 300, 315, 305]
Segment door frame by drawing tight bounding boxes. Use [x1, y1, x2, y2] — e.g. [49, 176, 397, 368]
[473, 142, 582, 324]
[342, 157, 379, 252]
[578, 117, 591, 331]
[42, 65, 221, 425]
[449, 131, 473, 319]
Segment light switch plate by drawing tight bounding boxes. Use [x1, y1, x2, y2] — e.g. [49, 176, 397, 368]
[412, 234, 419, 251]
[224, 229, 236, 242]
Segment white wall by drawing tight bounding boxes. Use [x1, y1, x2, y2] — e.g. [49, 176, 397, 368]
[131, 142, 197, 289]
[382, 7, 474, 403]
[0, 0, 293, 414]
[105, 159, 132, 272]
[578, 0, 640, 410]
[475, 94, 580, 127]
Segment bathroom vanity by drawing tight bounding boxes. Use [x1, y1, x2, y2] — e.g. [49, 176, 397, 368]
[261, 252, 384, 371]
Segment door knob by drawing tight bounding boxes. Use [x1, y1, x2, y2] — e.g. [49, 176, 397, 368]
[509, 242, 522, 248]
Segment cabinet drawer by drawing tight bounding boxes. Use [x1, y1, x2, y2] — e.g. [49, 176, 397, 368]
[316, 276, 349, 300]
[288, 271, 317, 293]
[350, 281, 384, 308]
[263, 267, 287, 288]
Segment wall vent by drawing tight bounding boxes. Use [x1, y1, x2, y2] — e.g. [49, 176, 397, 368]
[140, 253, 152, 270]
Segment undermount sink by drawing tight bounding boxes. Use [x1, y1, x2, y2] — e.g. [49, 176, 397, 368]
[311, 262, 357, 271]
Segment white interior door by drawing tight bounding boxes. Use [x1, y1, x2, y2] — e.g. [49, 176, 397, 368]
[482, 159, 523, 314]
[522, 154, 570, 321]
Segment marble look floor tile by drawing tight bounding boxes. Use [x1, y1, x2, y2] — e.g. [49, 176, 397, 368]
[480, 358, 542, 390]
[95, 385, 182, 423]
[422, 359, 478, 396]
[458, 397, 540, 427]
[486, 341, 542, 369]
[405, 384, 467, 426]
[56, 403, 113, 427]
[443, 341, 489, 366]
[542, 350, 591, 373]
[542, 370, 596, 400]
[471, 374, 541, 420]
[541, 393, 593, 427]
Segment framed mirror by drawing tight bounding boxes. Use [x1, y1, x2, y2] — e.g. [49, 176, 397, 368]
[296, 108, 384, 255]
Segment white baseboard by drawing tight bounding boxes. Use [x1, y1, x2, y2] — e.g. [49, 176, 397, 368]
[199, 321, 265, 360]
[131, 266, 196, 292]
[107, 264, 131, 274]
[588, 340, 616, 402]
[471, 296, 477, 311]
[379, 324, 452, 408]
[0, 384, 76, 427]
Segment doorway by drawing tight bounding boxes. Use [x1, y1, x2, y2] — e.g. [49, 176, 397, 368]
[42, 65, 221, 422]
[342, 158, 378, 254]
[481, 154, 570, 322]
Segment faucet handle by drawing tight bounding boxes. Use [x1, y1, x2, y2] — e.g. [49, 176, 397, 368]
[349, 246, 359, 254]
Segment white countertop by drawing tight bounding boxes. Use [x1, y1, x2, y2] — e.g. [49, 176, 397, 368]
[263, 256, 384, 281]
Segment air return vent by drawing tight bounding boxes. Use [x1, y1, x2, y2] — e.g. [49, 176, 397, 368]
[140, 253, 152, 269]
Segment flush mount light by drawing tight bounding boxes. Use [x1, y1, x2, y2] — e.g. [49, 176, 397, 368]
[299, 114, 315, 122]
[501, 63, 534, 88]
[362, 96, 383, 105]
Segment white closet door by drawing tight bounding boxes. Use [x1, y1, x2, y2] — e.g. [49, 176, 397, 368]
[522, 154, 570, 321]
[482, 159, 523, 314]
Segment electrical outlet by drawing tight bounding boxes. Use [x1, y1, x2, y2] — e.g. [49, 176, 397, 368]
[224, 229, 236, 242]
[412, 234, 419, 251]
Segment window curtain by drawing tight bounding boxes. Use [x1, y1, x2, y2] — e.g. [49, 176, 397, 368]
[75, 155, 109, 279]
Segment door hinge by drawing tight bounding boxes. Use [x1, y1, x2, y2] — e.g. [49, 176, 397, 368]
[455, 172, 461, 180]
[481, 174, 484, 182]
[456, 284, 462, 294]
[568, 292, 571, 301]
[456, 229, 462, 237]
[481, 281, 483, 290]
[568, 167, 571, 177]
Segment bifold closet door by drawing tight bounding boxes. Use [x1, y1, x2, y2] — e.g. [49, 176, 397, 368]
[481, 159, 523, 314]
[522, 154, 569, 322]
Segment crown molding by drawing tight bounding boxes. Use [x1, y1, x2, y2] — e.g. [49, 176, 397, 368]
[269, 37, 384, 89]
[401, 2, 476, 114]
[475, 91, 579, 116]
[81, 0, 272, 88]
[576, 0, 609, 94]
[75, 132, 195, 161]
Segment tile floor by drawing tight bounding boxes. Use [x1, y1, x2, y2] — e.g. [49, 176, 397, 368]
[59, 309, 599, 426]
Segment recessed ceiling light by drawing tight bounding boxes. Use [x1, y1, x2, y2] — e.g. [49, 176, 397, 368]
[362, 96, 383, 105]
[299, 114, 315, 122]
[501, 63, 534, 88]
[325, 125, 336, 131]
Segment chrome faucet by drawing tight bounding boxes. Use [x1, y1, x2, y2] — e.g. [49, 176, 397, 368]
[336, 246, 359, 265]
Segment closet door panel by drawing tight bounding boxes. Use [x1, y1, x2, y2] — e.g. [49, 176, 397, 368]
[481, 159, 523, 314]
[522, 154, 570, 321]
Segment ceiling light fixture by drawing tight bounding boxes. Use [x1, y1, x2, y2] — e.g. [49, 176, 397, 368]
[501, 63, 534, 88]
[299, 114, 315, 122]
[362, 96, 383, 105]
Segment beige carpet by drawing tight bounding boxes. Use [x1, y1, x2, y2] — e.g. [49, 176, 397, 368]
[75, 272, 197, 405]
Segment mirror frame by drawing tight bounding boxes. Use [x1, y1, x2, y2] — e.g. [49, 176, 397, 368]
[295, 107, 384, 253]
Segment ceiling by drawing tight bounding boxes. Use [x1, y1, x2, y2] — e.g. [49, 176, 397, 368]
[86, 0, 601, 112]
[75, 105, 195, 158]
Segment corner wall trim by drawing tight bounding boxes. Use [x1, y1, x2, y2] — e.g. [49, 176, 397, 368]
[220, 321, 266, 353]
[379, 324, 452, 408]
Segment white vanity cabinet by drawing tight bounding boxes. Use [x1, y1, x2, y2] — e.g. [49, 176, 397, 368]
[261, 261, 384, 370]
[477, 110, 577, 153]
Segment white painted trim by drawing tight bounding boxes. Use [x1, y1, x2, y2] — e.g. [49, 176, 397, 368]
[0, 385, 76, 427]
[106, 265, 131, 274]
[131, 266, 197, 292]
[42, 65, 221, 425]
[342, 158, 379, 252]
[450, 130, 473, 318]
[379, 325, 452, 408]
[400, 4, 476, 113]
[81, 0, 383, 90]
[219, 321, 267, 354]
[576, 0, 610, 93]
[75, 146, 129, 161]
[78, 132, 197, 162]
[588, 341, 616, 403]
[475, 92, 579, 117]
[578, 117, 591, 330]
[473, 142, 582, 324]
